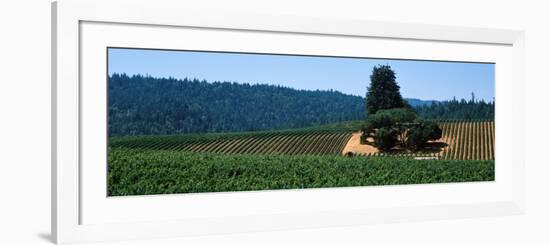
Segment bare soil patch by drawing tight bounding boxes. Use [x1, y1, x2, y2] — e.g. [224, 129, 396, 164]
[341, 132, 379, 156]
[341, 132, 449, 156]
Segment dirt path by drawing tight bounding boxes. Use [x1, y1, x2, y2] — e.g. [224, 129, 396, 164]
[341, 132, 379, 156]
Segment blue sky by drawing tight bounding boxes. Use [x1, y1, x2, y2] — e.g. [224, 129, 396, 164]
[108, 48, 495, 102]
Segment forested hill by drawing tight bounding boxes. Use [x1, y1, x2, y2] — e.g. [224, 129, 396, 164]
[108, 74, 365, 136]
[413, 98, 494, 120]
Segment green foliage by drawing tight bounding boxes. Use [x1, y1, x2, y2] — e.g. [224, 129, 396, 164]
[108, 74, 364, 136]
[365, 65, 406, 115]
[363, 108, 442, 151]
[363, 108, 417, 150]
[364, 107, 417, 132]
[373, 127, 397, 150]
[406, 120, 442, 150]
[362, 65, 444, 151]
[414, 97, 494, 120]
[360, 127, 369, 144]
[423, 120, 443, 140]
[406, 129, 425, 151]
[108, 73, 493, 138]
[108, 149, 495, 196]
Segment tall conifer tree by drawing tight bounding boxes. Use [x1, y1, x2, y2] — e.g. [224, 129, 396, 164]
[365, 65, 405, 115]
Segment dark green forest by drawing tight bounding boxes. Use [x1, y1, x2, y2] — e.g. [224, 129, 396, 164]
[413, 97, 494, 120]
[108, 74, 494, 136]
[108, 74, 364, 136]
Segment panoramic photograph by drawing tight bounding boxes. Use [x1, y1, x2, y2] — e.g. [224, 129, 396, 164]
[107, 47, 495, 196]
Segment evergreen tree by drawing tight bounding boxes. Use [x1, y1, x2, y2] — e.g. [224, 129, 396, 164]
[362, 65, 443, 152]
[365, 65, 405, 115]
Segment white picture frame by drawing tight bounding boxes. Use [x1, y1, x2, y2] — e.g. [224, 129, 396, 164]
[52, 0, 525, 244]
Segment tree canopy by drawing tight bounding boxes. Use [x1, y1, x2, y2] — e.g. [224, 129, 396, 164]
[365, 65, 406, 115]
[108, 74, 365, 136]
[362, 66, 443, 151]
[414, 97, 494, 120]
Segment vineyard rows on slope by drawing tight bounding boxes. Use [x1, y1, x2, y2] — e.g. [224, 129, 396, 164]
[110, 130, 353, 156]
[438, 120, 494, 160]
[109, 120, 494, 160]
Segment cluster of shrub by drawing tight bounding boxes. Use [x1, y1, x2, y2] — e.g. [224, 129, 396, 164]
[361, 65, 443, 152]
[361, 108, 442, 151]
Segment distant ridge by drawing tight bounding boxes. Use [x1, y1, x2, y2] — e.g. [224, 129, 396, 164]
[405, 98, 439, 107]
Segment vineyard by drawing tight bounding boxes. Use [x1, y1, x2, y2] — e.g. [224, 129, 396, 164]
[107, 120, 495, 195]
[108, 149, 494, 196]
[109, 120, 494, 160]
[111, 130, 352, 156]
[352, 120, 494, 160]
[438, 120, 494, 160]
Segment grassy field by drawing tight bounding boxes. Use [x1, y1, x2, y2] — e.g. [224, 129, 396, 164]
[108, 148, 494, 196]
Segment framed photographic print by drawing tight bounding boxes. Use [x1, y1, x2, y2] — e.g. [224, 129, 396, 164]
[52, 0, 525, 244]
[106, 48, 496, 196]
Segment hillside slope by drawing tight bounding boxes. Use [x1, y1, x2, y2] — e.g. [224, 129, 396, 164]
[109, 74, 365, 136]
